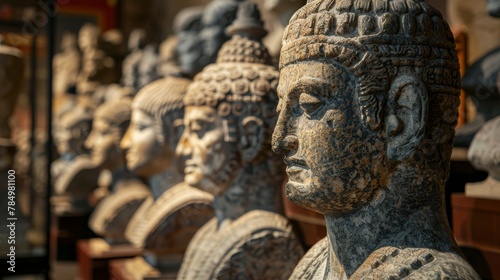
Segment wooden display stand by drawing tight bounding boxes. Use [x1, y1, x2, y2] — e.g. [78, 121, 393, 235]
[452, 193, 500, 280]
[77, 238, 144, 280]
[50, 210, 96, 261]
[109, 258, 177, 280]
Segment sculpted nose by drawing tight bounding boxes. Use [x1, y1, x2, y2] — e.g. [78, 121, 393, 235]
[120, 128, 131, 151]
[175, 131, 192, 158]
[272, 113, 298, 154]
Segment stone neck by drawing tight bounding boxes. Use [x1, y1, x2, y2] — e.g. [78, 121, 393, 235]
[324, 171, 457, 278]
[109, 164, 133, 192]
[148, 164, 183, 200]
[214, 160, 283, 229]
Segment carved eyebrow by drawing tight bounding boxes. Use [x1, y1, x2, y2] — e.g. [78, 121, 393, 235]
[287, 78, 334, 97]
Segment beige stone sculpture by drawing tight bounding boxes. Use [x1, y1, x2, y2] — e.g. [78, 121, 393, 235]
[119, 76, 214, 277]
[52, 104, 99, 213]
[53, 33, 81, 113]
[77, 29, 128, 106]
[0, 37, 24, 172]
[273, 0, 481, 279]
[78, 23, 99, 54]
[466, 116, 500, 199]
[177, 3, 304, 279]
[86, 98, 150, 244]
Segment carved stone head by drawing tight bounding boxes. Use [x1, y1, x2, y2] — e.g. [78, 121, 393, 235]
[468, 116, 500, 180]
[175, 6, 204, 77]
[273, 0, 460, 216]
[55, 106, 93, 158]
[177, 2, 281, 196]
[85, 98, 131, 170]
[121, 76, 191, 178]
[193, 0, 243, 76]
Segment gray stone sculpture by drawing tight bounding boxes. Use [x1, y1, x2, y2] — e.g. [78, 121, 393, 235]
[121, 29, 146, 90]
[177, 3, 304, 279]
[188, 0, 243, 77]
[119, 76, 214, 278]
[86, 98, 150, 244]
[455, 47, 500, 147]
[466, 116, 500, 199]
[488, 0, 500, 17]
[273, 0, 481, 279]
[175, 6, 204, 78]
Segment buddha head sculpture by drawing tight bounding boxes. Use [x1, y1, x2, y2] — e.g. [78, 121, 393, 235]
[191, 0, 243, 76]
[273, 0, 460, 216]
[54, 105, 93, 159]
[85, 98, 132, 170]
[273, 0, 480, 278]
[175, 6, 204, 77]
[121, 76, 191, 178]
[177, 2, 284, 199]
[0, 39, 25, 171]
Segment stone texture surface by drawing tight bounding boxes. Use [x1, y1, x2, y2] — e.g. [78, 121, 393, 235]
[86, 98, 151, 244]
[466, 116, 500, 199]
[273, 0, 480, 279]
[119, 76, 214, 274]
[177, 3, 303, 279]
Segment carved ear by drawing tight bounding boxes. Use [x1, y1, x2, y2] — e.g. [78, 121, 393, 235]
[239, 116, 265, 162]
[386, 75, 428, 161]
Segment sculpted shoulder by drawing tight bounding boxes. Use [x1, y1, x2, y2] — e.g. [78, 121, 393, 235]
[353, 247, 481, 280]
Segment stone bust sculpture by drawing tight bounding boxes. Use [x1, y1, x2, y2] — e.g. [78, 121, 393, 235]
[86, 98, 150, 244]
[466, 116, 500, 199]
[273, 0, 480, 279]
[119, 76, 214, 276]
[177, 3, 303, 279]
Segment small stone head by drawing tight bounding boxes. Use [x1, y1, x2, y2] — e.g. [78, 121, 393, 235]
[468, 117, 500, 179]
[194, 0, 243, 76]
[273, 0, 460, 216]
[120, 76, 191, 178]
[78, 23, 99, 53]
[55, 106, 93, 157]
[85, 98, 132, 170]
[177, 2, 280, 196]
[175, 6, 205, 77]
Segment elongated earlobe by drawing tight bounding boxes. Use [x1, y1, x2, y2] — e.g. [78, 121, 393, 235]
[386, 75, 428, 161]
[240, 116, 265, 162]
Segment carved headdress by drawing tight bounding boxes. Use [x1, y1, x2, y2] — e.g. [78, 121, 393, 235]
[281, 0, 460, 175]
[185, 2, 279, 134]
[133, 76, 191, 145]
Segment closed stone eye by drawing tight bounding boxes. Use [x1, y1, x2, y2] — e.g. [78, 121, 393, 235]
[299, 92, 323, 116]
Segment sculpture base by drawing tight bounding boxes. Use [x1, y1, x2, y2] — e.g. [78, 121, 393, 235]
[109, 258, 177, 280]
[452, 193, 500, 280]
[77, 238, 144, 280]
[51, 210, 96, 260]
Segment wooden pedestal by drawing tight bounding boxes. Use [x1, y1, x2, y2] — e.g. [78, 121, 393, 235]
[109, 258, 177, 280]
[50, 211, 96, 260]
[452, 193, 500, 280]
[77, 238, 144, 280]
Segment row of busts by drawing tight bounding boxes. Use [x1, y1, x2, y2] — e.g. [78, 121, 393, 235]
[49, 0, 498, 279]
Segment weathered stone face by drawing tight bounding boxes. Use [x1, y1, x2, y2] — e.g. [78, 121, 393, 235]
[274, 61, 386, 216]
[121, 109, 173, 178]
[55, 110, 93, 157]
[180, 105, 241, 196]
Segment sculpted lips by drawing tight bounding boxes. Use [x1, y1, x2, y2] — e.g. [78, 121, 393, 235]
[184, 160, 198, 174]
[284, 157, 309, 183]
